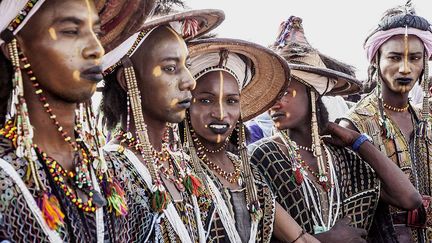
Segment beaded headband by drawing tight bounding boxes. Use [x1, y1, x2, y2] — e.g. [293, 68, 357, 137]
[0, 0, 45, 44]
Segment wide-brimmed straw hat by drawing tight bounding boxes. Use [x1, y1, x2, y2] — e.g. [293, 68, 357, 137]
[102, 9, 225, 74]
[273, 16, 362, 96]
[187, 38, 290, 121]
[96, 0, 156, 52]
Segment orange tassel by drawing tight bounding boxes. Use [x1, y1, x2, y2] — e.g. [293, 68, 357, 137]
[39, 193, 65, 231]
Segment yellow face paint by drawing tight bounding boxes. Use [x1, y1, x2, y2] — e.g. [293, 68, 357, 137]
[403, 26, 410, 73]
[285, 112, 291, 118]
[170, 98, 179, 108]
[48, 27, 57, 40]
[85, 0, 105, 56]
[192, 98, 197, 103]
[216, 134, 222, 143]
[73, 70, 80, 81]
[166, 27, 196, 89]
[275, 122, 280, 128]
[292, 89, 297, 98]
[219, 71, 224, 120]
[153, 66, 162, 77]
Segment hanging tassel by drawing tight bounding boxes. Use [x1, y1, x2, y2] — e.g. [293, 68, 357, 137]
[38, 193, 65, 231]
[248, 201, 263, 222]
[151, 184, 170, 213]
[293, 166, 304, 185]
[183, 172, 203, 196]
[103, 179, 128, 216]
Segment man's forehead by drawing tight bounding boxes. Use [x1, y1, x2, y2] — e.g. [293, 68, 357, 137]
[381, 35, 425, 52]
[38, 0, 99, 26]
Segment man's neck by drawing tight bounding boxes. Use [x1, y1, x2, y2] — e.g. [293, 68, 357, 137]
[284, 122, 313, 148]
[123, 112, 166, 152]
[24, 80, 77, 171]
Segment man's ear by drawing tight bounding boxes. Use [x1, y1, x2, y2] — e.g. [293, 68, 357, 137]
[116, 66, 128, 91]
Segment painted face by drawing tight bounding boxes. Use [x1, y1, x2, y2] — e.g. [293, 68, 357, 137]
[270, 78, 310, 130]
[17, 0, 104, 103]
[189, 71, 240, 145]
[132, 26, 195, 123]
[378, 35, 424, 94]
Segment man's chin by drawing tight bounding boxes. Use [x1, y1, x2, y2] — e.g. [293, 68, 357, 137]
[166, 111, 186, 123]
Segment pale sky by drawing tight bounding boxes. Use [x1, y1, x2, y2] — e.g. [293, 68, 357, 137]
[185, 0, 432, 81]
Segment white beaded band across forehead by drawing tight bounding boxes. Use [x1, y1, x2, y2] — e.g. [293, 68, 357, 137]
[0, 0, 46, 45]
[188, 51, 253, 91]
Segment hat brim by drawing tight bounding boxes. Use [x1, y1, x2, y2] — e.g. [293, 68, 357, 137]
[138, 9, 225, 41]
[96, 0, 156, 52]
[188, 38, 290, 121]
[289, 63, 362, 95]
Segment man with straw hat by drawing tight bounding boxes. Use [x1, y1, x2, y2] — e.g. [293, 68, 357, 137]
[0, 0, 155, 242]
[250, 15, 421, 242]
[341, 1, 432, 242]
[100, 9, 227, 242]
[183, 37, 319, 242]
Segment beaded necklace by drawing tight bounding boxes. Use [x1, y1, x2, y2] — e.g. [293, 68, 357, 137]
[115, 129, 203, 199]
[383, 102, 409, 112]
[278, 131, 340, 233]
[189, 128, 241, 184]
[19, 52, 106, 212]
[280, 130, 333, 191]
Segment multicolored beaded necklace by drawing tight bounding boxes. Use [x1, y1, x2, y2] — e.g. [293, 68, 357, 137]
[280, 130, 333, 191]
[0, 49, 127, 230]
[115, 129, 204, 211]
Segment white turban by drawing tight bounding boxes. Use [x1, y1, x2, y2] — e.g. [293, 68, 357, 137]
[0, 1, 46, 45]
[188, 52, 252, 91]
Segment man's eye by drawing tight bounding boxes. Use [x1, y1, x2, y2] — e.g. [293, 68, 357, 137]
[163, 66, 176, 72]
[200, 99, 210, 104]
[227, 98, 239, 104]
[389, 56, 401, 61]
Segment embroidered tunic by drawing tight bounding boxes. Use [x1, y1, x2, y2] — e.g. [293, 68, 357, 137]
[104, 148, 212, 243]
[201, 153, 276, 243]
[249, 138, 380, 235]
[345, 91, 432, 243]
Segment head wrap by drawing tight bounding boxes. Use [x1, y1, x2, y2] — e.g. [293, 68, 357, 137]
[188, 52, 252, 91]
[0, 0, 46, 45]
[365, 27, 432, 62]
[364, 1, 432, 62]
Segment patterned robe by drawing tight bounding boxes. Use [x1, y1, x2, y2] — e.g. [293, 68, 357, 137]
[249, 138, 380, 236]
[345, 91, 432, 243]
[104, 148, 212, 243]
[201, 153, 276, 243]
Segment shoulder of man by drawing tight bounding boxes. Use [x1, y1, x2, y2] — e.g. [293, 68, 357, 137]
[247, 136, 279, 159]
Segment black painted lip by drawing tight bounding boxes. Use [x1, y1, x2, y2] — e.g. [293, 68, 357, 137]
[208, 122, 230, 135]
[271, 112, 286, 119]
[81, 66, 103, 83]
[177, 98, 191, 109]
[396, 77, 413, 85]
